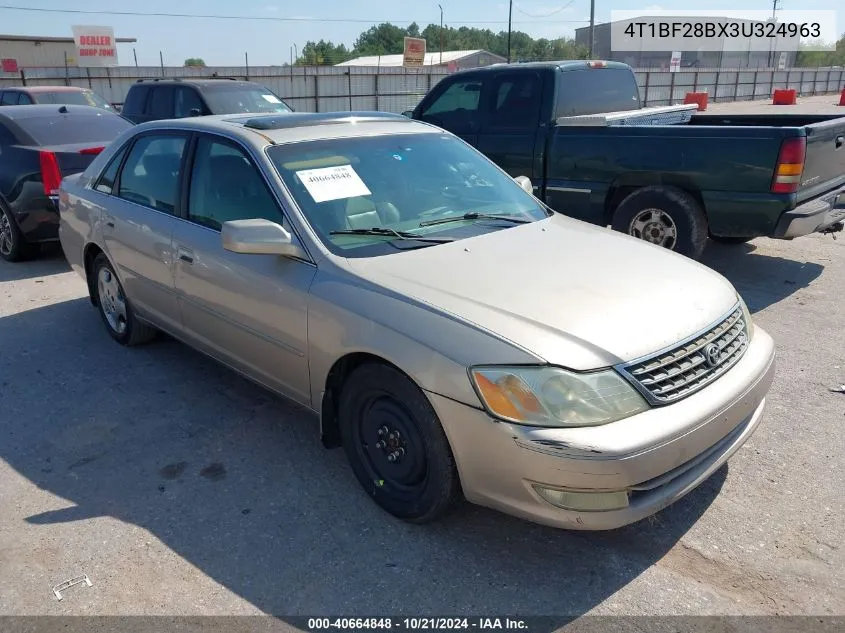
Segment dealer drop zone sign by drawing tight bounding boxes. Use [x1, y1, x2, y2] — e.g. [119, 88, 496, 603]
[71, 25, 119, 67]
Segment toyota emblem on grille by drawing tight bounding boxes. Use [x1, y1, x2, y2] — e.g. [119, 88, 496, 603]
[704, 343, 721, 367]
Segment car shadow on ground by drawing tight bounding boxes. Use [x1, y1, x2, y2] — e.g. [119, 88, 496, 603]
[0, 245, 70, 283]
[1, 298, 727, 623]
[701, 241, 824, 313]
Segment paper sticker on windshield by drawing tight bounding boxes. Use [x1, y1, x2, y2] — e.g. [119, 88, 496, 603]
[297, 165, 371, 203]
[262, 94, 282, 103]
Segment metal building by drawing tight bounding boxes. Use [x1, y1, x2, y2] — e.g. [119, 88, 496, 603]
[0, 34, 137, 69]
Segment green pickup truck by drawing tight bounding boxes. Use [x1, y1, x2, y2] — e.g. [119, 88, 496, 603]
[409, 60, 845, 259]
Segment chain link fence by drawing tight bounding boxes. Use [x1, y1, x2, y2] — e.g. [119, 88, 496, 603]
[1, 65, 844, 113]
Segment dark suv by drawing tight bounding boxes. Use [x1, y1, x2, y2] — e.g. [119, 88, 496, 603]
[120, 78, 293, 124]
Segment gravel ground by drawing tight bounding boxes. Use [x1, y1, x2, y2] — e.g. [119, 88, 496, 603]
[0, 99, 844, 622]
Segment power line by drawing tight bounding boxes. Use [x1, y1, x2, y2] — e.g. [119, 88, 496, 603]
[0, 4, 589, 25]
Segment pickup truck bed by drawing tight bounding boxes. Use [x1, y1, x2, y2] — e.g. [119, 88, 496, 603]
[544, 113, 845, 243]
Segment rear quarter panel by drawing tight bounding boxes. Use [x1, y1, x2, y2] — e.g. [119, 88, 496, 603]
[59, 172, 104, 281]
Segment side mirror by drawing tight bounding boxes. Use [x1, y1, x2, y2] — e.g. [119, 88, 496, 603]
[222, 218, 306, 259]
[189, 108, 202, 117]
[401, 110, 413, 118]
[514, 175, 533, 194]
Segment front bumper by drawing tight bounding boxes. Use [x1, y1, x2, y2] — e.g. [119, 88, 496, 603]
[430, 327, 776, 531]
[772, 187, 845, 239]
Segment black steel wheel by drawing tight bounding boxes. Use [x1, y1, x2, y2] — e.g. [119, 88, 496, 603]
[339, 363, 461, 523]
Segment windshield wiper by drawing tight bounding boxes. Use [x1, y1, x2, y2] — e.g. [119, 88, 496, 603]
[329, 227, 454, 243]
[419, 212, 532, 227]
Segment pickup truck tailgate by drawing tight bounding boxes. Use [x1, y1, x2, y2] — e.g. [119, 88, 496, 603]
[801, 118, 845, 200]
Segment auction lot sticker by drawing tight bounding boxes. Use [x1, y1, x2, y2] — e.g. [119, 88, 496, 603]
[297, 165, 372, 203]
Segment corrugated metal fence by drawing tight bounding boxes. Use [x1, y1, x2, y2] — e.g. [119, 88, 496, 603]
[1, 65, 844, 113]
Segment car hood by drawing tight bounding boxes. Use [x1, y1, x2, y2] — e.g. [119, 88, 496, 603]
[346, 214, 739, 370]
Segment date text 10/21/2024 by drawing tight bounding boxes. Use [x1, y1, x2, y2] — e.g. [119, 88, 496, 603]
[306, 618, 529, 631]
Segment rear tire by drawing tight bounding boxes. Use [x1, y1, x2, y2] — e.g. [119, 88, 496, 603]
[92, 253, 157, 346]
[0, 205, 35, 263]
[611, 186, 708, 260]
[339, 363, 461, 523]
[710, 235, 755, 245]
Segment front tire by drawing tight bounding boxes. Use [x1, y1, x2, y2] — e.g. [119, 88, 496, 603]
[92, 253, 157, 346]
[339, 363, 461, 523]
[611, 186, 708, 260]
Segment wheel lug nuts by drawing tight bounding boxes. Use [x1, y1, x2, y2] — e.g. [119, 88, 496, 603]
[387, 453, 396, 462]
[375, 440, 386, 449]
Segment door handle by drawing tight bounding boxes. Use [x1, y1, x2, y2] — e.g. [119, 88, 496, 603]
[177, 247, 194, 264]
[103, 214, 115, 229]
[836, 136, 844, 150]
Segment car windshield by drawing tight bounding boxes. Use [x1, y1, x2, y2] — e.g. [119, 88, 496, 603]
[202, 86, 292, 114]
[35, 90, 112, 109]
[268, 132, 550, 258]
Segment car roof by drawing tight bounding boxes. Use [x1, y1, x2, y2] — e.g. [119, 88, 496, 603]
[0, 104, 116, 120]
[131, 111, 441, 146]
[449, 59, 631, 75]
[2, 85, 90, 93]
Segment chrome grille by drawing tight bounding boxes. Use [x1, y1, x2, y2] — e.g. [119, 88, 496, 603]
[618, 305, 749, 405]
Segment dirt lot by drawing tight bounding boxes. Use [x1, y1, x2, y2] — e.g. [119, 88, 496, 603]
[1, 98, 844, 621]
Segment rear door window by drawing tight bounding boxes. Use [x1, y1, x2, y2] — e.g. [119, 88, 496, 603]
[148, 86, 175, 118]
[555, 68, 641, 117]
[94, 144, 130, 194]
[123, 85, 150, 115]
[117, 134, 187, 214]
[0, 91, 19, 106]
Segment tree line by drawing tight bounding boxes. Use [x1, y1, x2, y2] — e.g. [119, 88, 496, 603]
[295, 22, 587, 66]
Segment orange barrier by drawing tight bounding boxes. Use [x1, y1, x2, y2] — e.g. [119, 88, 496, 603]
[684, 92, 709, 111]
[772, 89, 797, 105]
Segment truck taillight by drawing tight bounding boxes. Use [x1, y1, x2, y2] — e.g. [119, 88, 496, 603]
[588, 61, 608, 68]
[771, 137, 806, 194]
[39, 151, 62, 196]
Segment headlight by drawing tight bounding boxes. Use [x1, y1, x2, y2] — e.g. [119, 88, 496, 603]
[738, 294, 754, 339]
[469, 366, 649, 428]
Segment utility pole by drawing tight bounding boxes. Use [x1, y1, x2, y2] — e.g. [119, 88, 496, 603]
[438, 4, 444, 65]
[507, 0, 513, 63]
[588, 0, 595, 58]
[769, 0, 782, 67]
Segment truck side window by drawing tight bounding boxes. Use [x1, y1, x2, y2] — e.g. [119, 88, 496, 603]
[148, 86, 176, 118]
[174, 87, 204, 118]
[419, 79, 482, 134]
[486, 73, 542, 130]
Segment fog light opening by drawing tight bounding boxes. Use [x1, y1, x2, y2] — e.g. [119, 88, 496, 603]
[533, 485, 630, 512]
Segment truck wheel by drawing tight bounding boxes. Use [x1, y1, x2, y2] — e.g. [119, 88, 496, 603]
[710, 235, 754, 245]
[612, 186, 708, 260]
[339, 362, 461, 523]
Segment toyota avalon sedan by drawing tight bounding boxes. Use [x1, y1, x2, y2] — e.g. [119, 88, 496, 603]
[58, 111, 776, 530]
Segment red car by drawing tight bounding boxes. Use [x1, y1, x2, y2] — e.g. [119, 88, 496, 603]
[0, 85, 113, 110]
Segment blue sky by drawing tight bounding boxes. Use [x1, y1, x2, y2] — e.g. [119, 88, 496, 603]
[0, 0, 843, 66]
